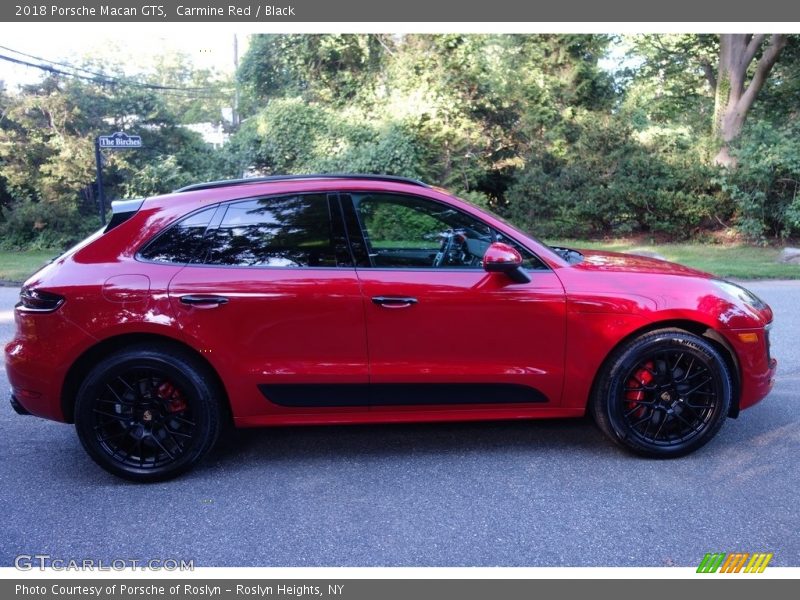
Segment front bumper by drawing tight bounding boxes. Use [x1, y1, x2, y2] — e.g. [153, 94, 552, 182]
[726, 325, 777, 412]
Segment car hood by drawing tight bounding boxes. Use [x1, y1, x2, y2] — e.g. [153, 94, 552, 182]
[573, 249, 712, 278]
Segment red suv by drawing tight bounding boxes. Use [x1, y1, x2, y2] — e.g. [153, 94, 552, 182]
[4, 175, 777, 481]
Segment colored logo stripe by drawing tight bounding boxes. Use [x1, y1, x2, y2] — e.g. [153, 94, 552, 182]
[697, 552, 773, 573]
[744, 553, 773, 573]
[697, 553, 726, 573]
[720, 553, 749, 573]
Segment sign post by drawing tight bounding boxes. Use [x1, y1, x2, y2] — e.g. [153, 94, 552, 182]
[94, 132, 143, 225]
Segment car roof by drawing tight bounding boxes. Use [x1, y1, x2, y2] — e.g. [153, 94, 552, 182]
[141, 176, 441, 215]
[174, 174, 430, 193]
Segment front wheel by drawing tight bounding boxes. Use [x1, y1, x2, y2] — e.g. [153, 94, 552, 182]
[74, 344, 222, 482]
[591, 329, 733, 458]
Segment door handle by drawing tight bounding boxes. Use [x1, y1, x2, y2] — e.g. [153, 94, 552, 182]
[371, 296, 418, 308]
[179, 294, 229, 308]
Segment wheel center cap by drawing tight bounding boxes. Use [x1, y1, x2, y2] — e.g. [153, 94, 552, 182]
[660, 391, 672, 402]
[142, 410, 153, 422]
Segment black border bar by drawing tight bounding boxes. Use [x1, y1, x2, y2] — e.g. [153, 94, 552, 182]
[4, 579, 797, 600]
[3, 1, 800, 22]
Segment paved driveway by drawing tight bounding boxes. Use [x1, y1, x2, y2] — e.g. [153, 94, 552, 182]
[1, 282, 798, 567]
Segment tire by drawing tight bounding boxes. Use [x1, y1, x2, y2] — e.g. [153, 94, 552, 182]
[590, 329, 733, 458]
[74, 343, 222, 482]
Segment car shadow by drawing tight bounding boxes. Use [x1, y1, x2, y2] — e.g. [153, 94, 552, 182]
[208, 416, 612, 466]
[40, 391, 795, 485]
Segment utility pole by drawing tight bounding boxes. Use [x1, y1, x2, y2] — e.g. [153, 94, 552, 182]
[232, 34, 240, 129]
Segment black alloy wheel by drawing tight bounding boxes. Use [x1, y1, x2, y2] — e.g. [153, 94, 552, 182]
[591, 329, 733, 457]
[75, 344, 222, 482]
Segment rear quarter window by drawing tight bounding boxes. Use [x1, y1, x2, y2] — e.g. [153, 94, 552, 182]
[138, 206, 217, 264]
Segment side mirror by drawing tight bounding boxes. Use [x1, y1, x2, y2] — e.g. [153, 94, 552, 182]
[482, 242, 531, 284]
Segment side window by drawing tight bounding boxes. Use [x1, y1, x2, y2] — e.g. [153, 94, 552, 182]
[204, 194, 338, 268]
[138, 206, 217, 264]
[351, 193, 546, 270]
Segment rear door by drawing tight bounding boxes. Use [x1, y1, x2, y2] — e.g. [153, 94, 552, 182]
[160, 193, 369, 420]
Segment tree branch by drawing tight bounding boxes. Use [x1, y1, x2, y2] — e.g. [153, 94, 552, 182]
[737, 34, 788, 116]
[373, 34, 396, 57]
[741, 34, 766, 69]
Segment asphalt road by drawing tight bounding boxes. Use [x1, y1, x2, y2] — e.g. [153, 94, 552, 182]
[1, 281, 798, 568]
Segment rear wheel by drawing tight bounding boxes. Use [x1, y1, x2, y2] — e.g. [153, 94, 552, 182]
[591, 329, 732, 458]
[74, 344, 222, 482]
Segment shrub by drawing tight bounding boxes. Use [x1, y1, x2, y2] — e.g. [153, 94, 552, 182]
[504, 114, 719, 238]
[723, 121, 800, 241]
[0, 200, 99, 251]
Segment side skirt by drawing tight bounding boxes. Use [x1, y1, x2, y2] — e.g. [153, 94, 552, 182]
[235, 406, 585, 428]
[258, 382, 548, 408]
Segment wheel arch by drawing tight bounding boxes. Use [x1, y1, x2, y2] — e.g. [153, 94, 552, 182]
[588, 319, 741, 418]
[60, 332, 231, 424]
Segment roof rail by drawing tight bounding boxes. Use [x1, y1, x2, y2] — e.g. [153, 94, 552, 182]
[175, 173, 430, 193]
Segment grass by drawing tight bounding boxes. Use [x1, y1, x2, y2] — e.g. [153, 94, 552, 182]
[547, 239, 799, 280]
[0, 250, 59, 283]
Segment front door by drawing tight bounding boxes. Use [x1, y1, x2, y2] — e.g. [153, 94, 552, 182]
[341, 192, 567, 410]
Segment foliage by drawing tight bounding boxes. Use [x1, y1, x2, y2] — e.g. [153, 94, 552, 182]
[504, 112, 720, 238]
[0, 198, 99, 250]
[244, 98, 431, 179]
[722, 121, 800, 241]
[360, 201, 441, 244]
[623, 35, 718, 129]
[0, 75, 228, 249]
[238, 34, 385, 107]
[2, 34, 800, 250]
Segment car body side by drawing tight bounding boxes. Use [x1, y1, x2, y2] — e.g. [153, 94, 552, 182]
[4, 179, 776, 427]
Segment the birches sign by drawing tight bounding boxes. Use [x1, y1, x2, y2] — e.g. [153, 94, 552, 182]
[98, 131, 143, 148]
[94, 132, 142, 225]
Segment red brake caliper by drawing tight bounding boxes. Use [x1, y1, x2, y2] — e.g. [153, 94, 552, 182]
[157, 381, 187, 413]
[625, 361, 654, 417]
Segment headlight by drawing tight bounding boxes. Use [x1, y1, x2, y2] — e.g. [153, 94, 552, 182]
[712, 279, 768, 311]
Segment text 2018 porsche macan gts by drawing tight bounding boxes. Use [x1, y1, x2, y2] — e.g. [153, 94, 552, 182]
[5, 175, 777, 481]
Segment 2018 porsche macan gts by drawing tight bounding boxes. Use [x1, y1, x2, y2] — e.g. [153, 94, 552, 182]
[5, 175, 777, 481]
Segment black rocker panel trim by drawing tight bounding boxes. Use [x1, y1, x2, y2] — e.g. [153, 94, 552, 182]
[258, 383, 548, 408]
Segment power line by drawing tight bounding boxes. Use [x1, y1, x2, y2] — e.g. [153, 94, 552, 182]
[0, 52, 100, 82]
[0, 44, 230, 92]
[0, 44, 129, 81]
[0, 53, 227, 100]
[0, 46, 233, 96]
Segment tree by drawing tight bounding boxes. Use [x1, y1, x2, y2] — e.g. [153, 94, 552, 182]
[713, 34, 788, 166]
[0, 75, 227, 248]
[624, 34, 719, 128]
[237, 34, 387, 110]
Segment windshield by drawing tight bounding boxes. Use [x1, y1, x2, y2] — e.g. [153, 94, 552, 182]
[457, 197, 583, 264]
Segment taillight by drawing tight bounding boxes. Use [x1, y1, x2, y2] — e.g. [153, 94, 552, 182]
[17, 288, 65, 313]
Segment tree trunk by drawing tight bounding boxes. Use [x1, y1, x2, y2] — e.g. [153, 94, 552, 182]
[713, 34, 787, 166]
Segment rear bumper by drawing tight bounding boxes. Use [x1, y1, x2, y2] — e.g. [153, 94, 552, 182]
[5, 337, 67, 421]
[9, 394, 31, 416]
[4, 308, 95, 423]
